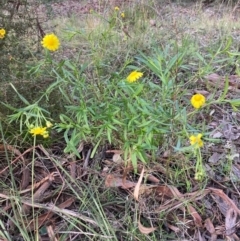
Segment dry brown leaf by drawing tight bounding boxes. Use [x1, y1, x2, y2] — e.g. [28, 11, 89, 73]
[138, 220, 157, 234]
[204, 73, 240, 92]
[231, 164, 240, 179]
[105, 174, 136, 189]
[112, 153, 123, 164]
[205, 73, 223, 82]
[155, 185, 175, 199]
[22, 173, 56, 216]
[0, 144, 27, 176]
[210, 188, 240, 216]
[205, 218, 215, 234]
[205, 218, 217, 241]
[26, 197, 75, 231]
[166, 223, 180, 233]
[134, 168, 144, 201]
[197, 230, 204, 241]
[46, 225, 58, 241]
[22, 200, 98, 226]
[69, 161, 76, 179]
[145, 173, 160, 183]
[21, 165, 30, 190]
[106, 149, 123, 154]
[187, 205, 202, 227]
[225, 208, 237, 237]
[208, 153, 223, 164]
[155, 185, 203, 227]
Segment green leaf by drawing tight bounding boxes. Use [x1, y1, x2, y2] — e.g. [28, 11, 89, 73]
[226, 99, 240, 111]
[10, 83, 30, 105]
[218, 77, 229, 101]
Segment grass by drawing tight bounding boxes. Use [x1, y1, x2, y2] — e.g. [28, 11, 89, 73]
[1, 0, 240, 240]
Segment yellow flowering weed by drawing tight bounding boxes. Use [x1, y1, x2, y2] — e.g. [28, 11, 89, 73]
[189, 134, 203, 148]
[0, 28, 6, 39]
[41, 33, 60, 51]
[191, 93, 206, 109]
[29, 126, 49, 138]
[126, 71, 143, 83]
[121, 12, 125, 18]
[114, 6, 120, 11]
[46, 121, 53, 128]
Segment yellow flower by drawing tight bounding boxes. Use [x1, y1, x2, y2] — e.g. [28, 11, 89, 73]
[121, 12, 125, 18]
[0, 28, 6, 39]
[41, 33, 60, 51]
[191, 93, 206, 109]
[194, 170, 205, 181]
[29, 126, 49, 138]
[46, 121, 53, 128]
[114, 6, 120, 11]
[126, 71, 143, 83]
[189, 134, 203, 148]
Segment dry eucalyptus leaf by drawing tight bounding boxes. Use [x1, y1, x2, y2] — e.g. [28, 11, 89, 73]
[208, 153, 223, 164]
[231, 164, 240, 179]
[225, 208, 237, 236]
[211, 131, 223, 138]
[134, 168, 144, 201]
[138, 220, 157, 234]
[205, 218, 216, 234]
[112, 153, 123, 164]
[105, 174, 136, 189]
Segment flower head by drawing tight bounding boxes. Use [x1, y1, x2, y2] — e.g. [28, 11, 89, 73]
[126, 71, 143, 83]
[121, 12, 125, 18]
[0, 28, 6, 39]
[191, 93, 206, 109]
[194, 170, 205, 181]
[29, 126, 49, 138]
[189, 134, 203, 148]
[41, 33, 60, 51]
[46, 121, 53, 128]
[114, 6, 120, 11]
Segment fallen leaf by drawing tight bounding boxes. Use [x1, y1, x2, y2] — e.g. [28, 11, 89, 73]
[138, 220, 157, 234]
[106, 149, 123, 154]
[225, 208, 237, 236]
[166, 222, 180, 233]
[134, 168, 144, 201]
[205, 218, 217, 241]
[46, 225, 58, 241]
[112, 153, 123, 164]
[210, 188, 240, 216]
[204, 73, 240, 93]
[145, 173, 160, 183]
[208, 153, 223, 164]
[105, 174, 136, 189]
[155, 185, 203, 227]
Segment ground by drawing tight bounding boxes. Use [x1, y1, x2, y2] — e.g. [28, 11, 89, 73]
[1, 0, 240, 240]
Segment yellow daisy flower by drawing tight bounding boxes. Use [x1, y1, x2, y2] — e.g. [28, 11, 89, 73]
[0, 28, 6, 39]
[191, 93, 206, 109]
[126, 71, 143, 83]
[29, 126, 49, 138]
[121, 12, 125, 18]
[189, 134, 203, 148]
[114, 6, 120, 11]
[41, 33, 60, 51]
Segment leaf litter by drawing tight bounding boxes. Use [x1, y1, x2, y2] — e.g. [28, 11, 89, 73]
[2, 133, 240, 240]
